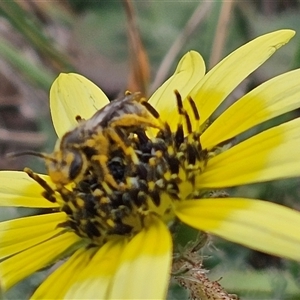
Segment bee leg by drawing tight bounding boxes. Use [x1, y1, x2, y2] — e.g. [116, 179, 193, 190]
[91, 154, 120, 190]
[75, 115, 85, 123]
[106, 127, 140, 165]
[110, 115, 163, 131]
[24, 167, 57, 203]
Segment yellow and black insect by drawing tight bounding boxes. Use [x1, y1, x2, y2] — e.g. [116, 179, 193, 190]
[12, 92, 164, 190]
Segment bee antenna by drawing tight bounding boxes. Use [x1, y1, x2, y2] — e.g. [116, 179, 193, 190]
[6, 151, 56, 163]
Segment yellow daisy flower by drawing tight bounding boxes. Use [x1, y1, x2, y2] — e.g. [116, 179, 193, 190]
[1, 29, 300, 299]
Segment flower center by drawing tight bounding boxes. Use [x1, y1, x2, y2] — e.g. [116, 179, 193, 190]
[66, 128, 208, 244]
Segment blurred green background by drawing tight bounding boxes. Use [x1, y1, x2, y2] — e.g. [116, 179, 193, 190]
[0, 0, 300, 299]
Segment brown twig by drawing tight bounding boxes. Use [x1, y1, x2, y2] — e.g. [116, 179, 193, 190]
[150, 1, 213, 94]
[0, 128, 46, 146]
[173, 235, 239, 300]
[123, 0, 150, 95]
[209, 0, 235, 69]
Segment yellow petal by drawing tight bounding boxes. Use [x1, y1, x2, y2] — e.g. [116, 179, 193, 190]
[65, 238, 127, 299]
[149, 51, 205, 132]
[0, 171, 58, 208]
[190, 30, 295, 126]
[32, 247, 96, 299]
[197, 117, 300, 188]
[0, 212, 66, 259]
[176, 198, 300, 261]
[202, 69, 300, 149]
[108, 216, 172, 299]
[0, 232, 81, 290]
[50, 73, 109, 138]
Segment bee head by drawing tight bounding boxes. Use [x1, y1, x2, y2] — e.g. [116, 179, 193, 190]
[46, 148, 87, 186]
[7, 148, 87, 187]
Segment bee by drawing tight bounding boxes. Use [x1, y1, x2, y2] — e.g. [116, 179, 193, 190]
[11, 92, 164, 190]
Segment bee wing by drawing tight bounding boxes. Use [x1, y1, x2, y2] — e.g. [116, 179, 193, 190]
[85, 94, 143, 129]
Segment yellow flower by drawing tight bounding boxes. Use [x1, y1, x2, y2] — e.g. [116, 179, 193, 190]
[1, 29, 300, 299]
